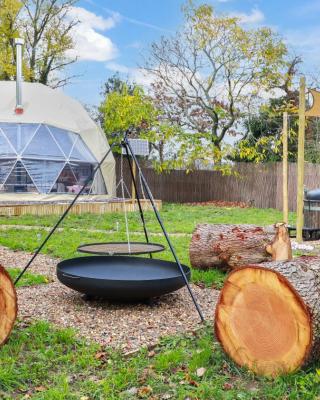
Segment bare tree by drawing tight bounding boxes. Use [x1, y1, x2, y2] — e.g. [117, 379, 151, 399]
[145, 3, 288, 147]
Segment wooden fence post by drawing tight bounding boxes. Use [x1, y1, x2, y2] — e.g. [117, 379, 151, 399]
[282, 112, 289, 224]
[296, 77, 306, 243]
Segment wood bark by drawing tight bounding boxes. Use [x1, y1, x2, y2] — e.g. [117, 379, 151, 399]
[189, 224, 274, 270]
[215, 256, 320, 376]
[0, 265, 17, 345]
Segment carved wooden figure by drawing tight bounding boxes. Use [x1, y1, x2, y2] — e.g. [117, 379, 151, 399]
[266, 222, 293, 261]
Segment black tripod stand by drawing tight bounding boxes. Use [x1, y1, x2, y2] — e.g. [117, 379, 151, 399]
[122, 136, 204, 321]
[14, 132, 204, 322]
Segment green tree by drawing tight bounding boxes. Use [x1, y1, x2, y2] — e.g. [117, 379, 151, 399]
[100, 80, 185, 169]
[23, 0, 78, 87]
[231, 56, 302, 163]
[101, 73, 136, 98]
[91, 74, 137, 126]
[0, 0, 26, 80]
[101, 84, 157, 137]
[0, 0, 78, 87]
[231, 98, 299, 163]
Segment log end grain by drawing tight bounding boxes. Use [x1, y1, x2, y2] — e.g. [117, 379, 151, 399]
[0, 265, 17, 345]
[214, 266, 312, 376]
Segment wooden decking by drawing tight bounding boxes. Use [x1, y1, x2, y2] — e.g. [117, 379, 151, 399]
[0, 199, 162, 216]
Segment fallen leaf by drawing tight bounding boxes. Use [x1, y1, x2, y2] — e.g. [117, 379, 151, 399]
[223, 382, 233, 390]
[196, 367, 206, 377]
[35, 386, 46, 392]
[138, 385, 153, 398]
[95, 351, 106, 359]
[188, 379, 199, 387]
[195, 282, 205, 289]
[148, 350, 156, 358]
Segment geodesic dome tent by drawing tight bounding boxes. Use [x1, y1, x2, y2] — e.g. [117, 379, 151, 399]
[0, 81, 115, 200]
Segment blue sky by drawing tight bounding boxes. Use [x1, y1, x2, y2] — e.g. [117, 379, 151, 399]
[63, 0, 320, 106]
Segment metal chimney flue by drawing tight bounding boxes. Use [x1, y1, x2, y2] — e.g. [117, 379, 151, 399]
[14, 38, 24, 114]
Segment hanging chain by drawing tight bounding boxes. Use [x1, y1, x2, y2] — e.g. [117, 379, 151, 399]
[120, 148, 131, 253]
[139, 168, 146, 200]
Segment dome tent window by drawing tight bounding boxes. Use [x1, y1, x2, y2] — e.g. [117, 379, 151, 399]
[51, 163, 95, 194]
[0, 81, 116, 199]
[2, 161, 37, 193]
[0, 123, 99, 194]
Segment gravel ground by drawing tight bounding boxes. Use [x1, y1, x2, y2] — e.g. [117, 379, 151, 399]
[0, 245, 57, 280]
[0, 246, 218, 352]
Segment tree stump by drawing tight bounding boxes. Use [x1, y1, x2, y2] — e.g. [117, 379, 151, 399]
[215, 256, 320, 376]
[0, 265, 17, 345]
[189, 224, 274, 270]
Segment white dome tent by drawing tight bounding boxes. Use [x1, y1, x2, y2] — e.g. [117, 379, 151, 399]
[0, 81, 116, 201]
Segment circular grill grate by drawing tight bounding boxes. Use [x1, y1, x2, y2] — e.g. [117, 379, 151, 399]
[77, 242, 165, 256]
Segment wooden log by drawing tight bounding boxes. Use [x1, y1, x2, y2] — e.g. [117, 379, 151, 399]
[189, 224, 274, 270]
[0, 265, 17, 345]
[214, 256, 320, 376]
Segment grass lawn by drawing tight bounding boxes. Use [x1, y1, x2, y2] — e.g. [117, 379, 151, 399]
[7, 268, 49, 287]
[0, 203, 296, 234]
[1, 203, 318, 399]
[1, 321, 319, 399]
[0, 203, 296, 289]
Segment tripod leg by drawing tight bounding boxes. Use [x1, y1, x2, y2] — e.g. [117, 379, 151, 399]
[125, 138, 204, 322]
[14, 143, 117, 286]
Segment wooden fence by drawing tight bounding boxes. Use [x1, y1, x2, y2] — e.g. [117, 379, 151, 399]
[116, 160, 320, 211]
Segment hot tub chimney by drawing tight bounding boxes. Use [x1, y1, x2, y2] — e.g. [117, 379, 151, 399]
[14, 38, 24, 114]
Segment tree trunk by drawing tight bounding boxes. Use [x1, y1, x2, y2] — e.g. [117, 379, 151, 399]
[189, 224, 274, 270]
[0, 265, 17, 345]
[215, 256, 320, 376]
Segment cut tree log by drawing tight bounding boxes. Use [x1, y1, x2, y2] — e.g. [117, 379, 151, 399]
[189, 224, 274, 270]
[214, 256, 320, 376]
[0, 265, 17, 345]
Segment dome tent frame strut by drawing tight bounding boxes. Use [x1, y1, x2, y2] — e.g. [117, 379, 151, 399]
[13, 131, 204, 322]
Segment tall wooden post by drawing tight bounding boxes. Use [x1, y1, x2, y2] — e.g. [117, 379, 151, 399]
[296, 77, 306, 243]
[282, 112, 289, 224]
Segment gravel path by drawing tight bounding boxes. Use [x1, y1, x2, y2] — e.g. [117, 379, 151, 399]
[0, 245, 57, 280]
[0, 246, 218, 352]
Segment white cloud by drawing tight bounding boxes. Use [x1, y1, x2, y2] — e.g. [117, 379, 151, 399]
[231, 8, 265, 25]
[106, 62, 154, 87]
[103, 6, 173, 33]
[106, 62, 130, 74]
[67, 7, 118, 62]
[285, 26, 320, 67]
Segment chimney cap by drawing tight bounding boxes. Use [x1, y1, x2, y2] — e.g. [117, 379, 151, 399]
[14, 38, 24, 45]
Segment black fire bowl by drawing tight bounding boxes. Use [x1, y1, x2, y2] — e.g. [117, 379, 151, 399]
[57, 255, 191, 300]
